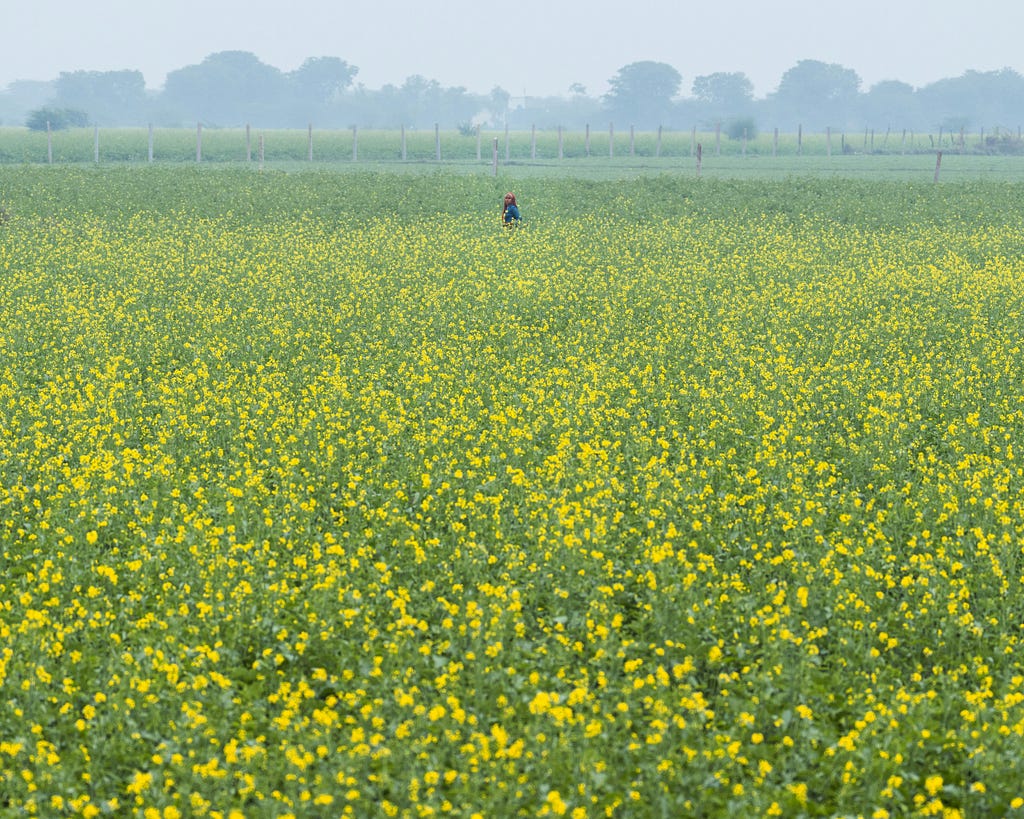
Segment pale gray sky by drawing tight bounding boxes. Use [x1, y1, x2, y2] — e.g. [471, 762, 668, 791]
[4, 0, 1023, 98]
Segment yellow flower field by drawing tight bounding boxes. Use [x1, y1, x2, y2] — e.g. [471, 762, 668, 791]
[1, 169, 1024, 817]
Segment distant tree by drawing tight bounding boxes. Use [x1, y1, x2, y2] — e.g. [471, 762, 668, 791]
[441, 85, 484, 128]
[979, 68, 1024, 125]
[692, 72, 754, 112]
[604, 61, 682, 127]
[507, 92, 601, 130]
[398, 75, 441, 126]
[289, 57, 358, 108]
[340, 84, 387, 128]
[26, 107, 89, 130]
[769, 59, 861, 130]
[488, 86, 511, 126]
[726, 116, 758, 141]
[161, 51, 289, 126]
[361, 75, 483, 129]
[283, 57, 359, 127]
[859, 80, 920, 130]
[0, 80, 55, 126]
[916, 68, 1024, 132]
[54, 70, 148, 125]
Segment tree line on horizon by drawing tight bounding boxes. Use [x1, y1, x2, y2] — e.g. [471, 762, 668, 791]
[1, 51, 1023, 144]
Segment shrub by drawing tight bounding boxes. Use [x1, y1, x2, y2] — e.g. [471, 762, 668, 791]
[983, 134, 1024, 155]
[26, 107, 89, 131]
[726, 116, 758, 141]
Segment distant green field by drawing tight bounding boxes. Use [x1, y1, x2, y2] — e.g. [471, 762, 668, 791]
[3, 125, 1024, 181]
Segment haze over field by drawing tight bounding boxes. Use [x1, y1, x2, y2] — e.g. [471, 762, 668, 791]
[5, 0, 1024, 97]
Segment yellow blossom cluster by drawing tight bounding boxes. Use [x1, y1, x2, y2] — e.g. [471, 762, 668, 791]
[1, 170, 1023, 816]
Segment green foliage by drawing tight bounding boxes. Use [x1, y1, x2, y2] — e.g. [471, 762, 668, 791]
[692, 72, 754, 106]
[983, 134, 1024, 155]
[288, 56, 357, 105]
[0, 169, 1023, 816]
[0, 168, 1024, 816]
[25, 106, 89, 131]
[54, 69, 148, 126]
[774, 59, 862, 130]
[604, 61, 682, 126]
[726, 117, 758, 141]
[162, 50, 290, 127]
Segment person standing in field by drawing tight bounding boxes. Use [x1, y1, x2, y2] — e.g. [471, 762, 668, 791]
[502, 192, 521, 227]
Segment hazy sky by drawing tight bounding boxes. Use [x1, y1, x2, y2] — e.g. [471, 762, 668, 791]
[4, 0, 1023, 98]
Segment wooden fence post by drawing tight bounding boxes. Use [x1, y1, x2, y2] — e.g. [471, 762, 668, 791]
[934, 150, 942, 183]
[696, 142, 702, 177]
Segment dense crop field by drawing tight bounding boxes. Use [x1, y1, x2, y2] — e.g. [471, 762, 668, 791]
[2, 167, 1024, 817]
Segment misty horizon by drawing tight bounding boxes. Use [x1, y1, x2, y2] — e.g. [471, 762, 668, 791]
[4, 0, 1024, 102]
[4, 52, 1022, 105]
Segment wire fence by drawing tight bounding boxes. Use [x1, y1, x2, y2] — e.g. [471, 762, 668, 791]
[2, 122, 1022, 167]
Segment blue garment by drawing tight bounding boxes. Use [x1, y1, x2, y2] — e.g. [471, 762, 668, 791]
[503, 203, 521, 223]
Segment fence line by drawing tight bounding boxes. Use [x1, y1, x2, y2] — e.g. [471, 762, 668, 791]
[7, 121, 1024, 167]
